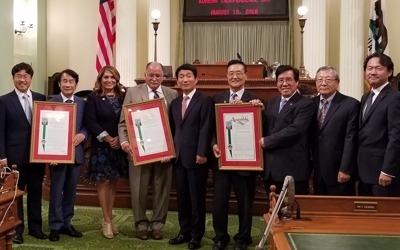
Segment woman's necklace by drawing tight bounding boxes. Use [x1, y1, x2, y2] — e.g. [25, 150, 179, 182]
[106, 93, 116, 99]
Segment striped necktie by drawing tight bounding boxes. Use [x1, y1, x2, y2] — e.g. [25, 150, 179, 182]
[318, 99, 328, 128]
[230, 93, 238, 102]
[153, 90, 159, 99]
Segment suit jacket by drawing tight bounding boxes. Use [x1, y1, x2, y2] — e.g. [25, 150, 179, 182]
[169, 90, 214, 168]
[118, 84, 178, 145]
[85, 92, 124, 149]
[0, 90, 46, 165]
[49, 94, 88, 165]
[262, 92, 315, 182]
[358, 84, 400, 184]
[212, 89, 262, 176]
[310, 92, 360, 185]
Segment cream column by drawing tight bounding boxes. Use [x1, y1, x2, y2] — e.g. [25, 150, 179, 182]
[148, 0, 171, 65]
[302, 0, 327, 78]
[339, 0, 365, 100]
[115, 0, 137, 87]
[0, 1, 14, 94]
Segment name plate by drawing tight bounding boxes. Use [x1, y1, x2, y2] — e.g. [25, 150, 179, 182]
[354, 201, 378, 212]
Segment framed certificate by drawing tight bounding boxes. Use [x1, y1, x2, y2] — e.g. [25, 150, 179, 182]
[30, 101, 76, 163]
[215, 103, 263, 171]
[122, 98, 175, 166]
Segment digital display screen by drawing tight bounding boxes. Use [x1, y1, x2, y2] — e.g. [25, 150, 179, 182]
[184, 0, 289, 22]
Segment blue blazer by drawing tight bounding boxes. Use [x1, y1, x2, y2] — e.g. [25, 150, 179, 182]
[49, 94, 88, 165]
[0, 90, 46, 165]
[85, 92, 123, 149]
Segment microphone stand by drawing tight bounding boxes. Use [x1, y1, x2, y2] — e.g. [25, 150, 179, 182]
[255, 176, 291, 250]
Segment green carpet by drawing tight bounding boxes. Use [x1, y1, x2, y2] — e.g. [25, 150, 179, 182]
[13, 198, 268, 249]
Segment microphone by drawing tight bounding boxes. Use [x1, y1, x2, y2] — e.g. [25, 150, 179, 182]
[236, 52, 242, 61]
[283, 175, 295, 206]
[255, 175, 294, 250]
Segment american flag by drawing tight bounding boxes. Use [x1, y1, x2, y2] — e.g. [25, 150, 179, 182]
[96, 0, 116, 73]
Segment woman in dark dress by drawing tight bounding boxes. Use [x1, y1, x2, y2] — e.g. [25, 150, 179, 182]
[85, 66, 128, 239]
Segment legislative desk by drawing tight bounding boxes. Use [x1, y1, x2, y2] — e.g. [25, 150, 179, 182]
[0, 168, 24, 250]
[43, 77, 316, 215]
[264, 195, 400, 250]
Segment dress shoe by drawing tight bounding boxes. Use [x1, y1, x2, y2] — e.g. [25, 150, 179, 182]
[28, 230, 48, 240]
[136, 230, 148, 240]
[104, 219, 118, 235]
[12, 234, 23, 244]
[213, 240, 228, 250]
[151, 229, 163, 240]
[102, 222, 114, 239]
[188, 239, 201, 249]
[49, 230, 60, 242]
[111, 222, 119, 235]
[168, 234, 190, 245]
[234, 242, 248, 250]
[59, 225, 83, 238]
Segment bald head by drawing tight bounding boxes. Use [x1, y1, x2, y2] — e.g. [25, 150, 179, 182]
[144, 62, 164, 90]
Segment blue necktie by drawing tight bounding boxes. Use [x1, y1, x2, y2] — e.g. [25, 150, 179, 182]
[278, 99, 287, 113]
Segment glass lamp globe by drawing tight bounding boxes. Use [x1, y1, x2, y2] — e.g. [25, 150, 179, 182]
[297, 6, 308, 16]
[151, 9, 161, 20]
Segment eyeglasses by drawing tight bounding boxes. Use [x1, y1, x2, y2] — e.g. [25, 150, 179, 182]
[316, 78, 336, 84]
[14, 74, 31, 80]
[277, 77, 294, 84]
[227, 71, 245, 77]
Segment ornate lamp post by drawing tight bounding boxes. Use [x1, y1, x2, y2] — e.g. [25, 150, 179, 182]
[151, 9, 161, 62]
[297, 5, 309, 79]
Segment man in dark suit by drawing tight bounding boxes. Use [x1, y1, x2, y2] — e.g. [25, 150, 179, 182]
[211, 60, 261, 250]
[47, 69, 87, 241]
[0, 62, 47, 244]
[260, 65, 315, 195]
[358, 53, 400, 197]
[118, 62, 178, 240]
[310, 66, 360, 195]
[168, 64, 214, 250]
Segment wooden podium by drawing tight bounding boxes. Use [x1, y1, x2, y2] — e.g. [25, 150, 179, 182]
[194, 64, 264, 79]
[0, 167, 24, 250]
